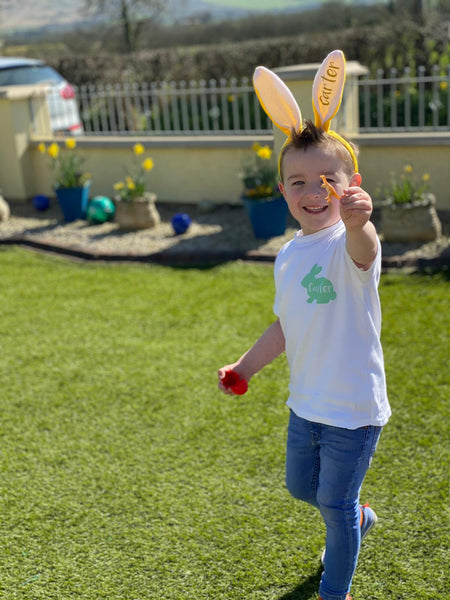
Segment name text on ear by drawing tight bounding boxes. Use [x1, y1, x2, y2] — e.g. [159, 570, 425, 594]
[319, 61, 340, 107]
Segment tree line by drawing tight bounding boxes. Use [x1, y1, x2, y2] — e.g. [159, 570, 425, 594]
[2, 1, 449, 85]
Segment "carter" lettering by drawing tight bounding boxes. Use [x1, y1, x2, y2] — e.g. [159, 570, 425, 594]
[319, 61, 340, 106]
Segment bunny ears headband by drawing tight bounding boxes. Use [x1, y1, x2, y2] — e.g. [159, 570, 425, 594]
[253, 50, 358, 173]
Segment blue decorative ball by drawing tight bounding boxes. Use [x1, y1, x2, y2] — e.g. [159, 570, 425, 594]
[87, 196, 115, 224]
[171, 213, 191, 235]
[32, 195, 50, 211]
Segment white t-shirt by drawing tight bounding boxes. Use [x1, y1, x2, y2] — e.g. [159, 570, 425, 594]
[274, 220, 391, 429]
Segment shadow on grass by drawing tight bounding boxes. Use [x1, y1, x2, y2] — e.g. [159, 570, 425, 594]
[276, 566, 322, 600]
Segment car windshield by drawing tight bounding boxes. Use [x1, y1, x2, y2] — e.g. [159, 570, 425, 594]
[0, 65, 63, 86]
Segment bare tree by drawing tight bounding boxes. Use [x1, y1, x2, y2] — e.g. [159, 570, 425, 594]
[84, 0, 179, 53]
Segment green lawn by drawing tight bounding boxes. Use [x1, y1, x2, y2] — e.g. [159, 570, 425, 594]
[0, 247, 448, 600]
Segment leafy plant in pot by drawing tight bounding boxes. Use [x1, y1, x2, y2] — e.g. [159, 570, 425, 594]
[377, 164, 441, 242]
[240, 143, 288, 238]
[39, 139, 91, 222]
[113, 143, 160, 231]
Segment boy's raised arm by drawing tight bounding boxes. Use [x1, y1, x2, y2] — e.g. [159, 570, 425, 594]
[340, 175, 378, 270]
[345, 219, 378, 270]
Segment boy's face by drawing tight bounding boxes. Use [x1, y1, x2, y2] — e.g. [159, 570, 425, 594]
[279, 145, 353, 236]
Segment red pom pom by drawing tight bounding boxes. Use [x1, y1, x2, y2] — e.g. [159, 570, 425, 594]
[221, 370, 240, 387]
[221, 370, 248, 395]
[231, 379, 248, 395]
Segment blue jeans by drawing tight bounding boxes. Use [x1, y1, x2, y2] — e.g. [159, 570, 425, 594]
[285, 410, 382, 600]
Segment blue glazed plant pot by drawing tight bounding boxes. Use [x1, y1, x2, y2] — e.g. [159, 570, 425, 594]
[55, 182, 91, 222]
[242, 195, 288, 238]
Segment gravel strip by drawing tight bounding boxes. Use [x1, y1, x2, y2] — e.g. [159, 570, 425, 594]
[1, 202, 449, 268]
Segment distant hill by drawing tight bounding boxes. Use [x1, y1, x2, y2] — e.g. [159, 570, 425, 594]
[0, 0, 94, 33]
[0, 0, 387, 34]
[0, 0, 287, 33]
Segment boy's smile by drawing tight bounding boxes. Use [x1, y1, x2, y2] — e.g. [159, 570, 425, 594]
[279, 145, 352, 236]
[304, 205, 328, 214]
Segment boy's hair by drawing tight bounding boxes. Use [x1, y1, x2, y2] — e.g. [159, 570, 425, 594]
[279, 120, 359, 181]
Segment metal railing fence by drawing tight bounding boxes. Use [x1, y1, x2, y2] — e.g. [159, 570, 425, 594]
[76, 77, 273, 136]
[73, 64, 450, 136]
[358, 65, 450, 132]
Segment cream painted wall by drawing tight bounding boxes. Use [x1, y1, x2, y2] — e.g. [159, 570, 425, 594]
[27, 136, 450, 209]
[29, 136, 268, 205]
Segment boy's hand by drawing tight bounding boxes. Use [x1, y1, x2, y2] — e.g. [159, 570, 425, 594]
[339, 174, 373, 232]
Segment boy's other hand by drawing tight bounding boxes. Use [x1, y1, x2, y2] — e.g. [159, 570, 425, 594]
[218, 365, 247, 395]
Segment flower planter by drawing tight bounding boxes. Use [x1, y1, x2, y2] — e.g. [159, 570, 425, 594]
[114, 192, 160, 230]
[55, 182, 91, 222]
[381, 194, 442, 243]
[242, 195, 288, 238]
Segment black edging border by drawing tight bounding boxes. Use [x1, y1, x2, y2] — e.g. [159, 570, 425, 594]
[1, 237, 449, 271]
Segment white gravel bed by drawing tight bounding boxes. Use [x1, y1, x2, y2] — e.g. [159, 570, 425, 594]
[0, 202, 448, 264]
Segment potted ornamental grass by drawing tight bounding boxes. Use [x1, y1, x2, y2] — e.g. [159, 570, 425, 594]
[39, 139, 91, 222]
[240, 142, 288, 238]
[113, 143, 160, 230]
[378, 164, 441, 242]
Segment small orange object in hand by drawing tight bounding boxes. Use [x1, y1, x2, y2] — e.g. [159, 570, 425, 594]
[320, 175, 341, 203]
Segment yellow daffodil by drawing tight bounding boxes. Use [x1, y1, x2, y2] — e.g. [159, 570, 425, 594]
[257, 145, 272, 160]
[133, 143, 145, 156]
[382, 165, 431, 205]
[142, 158, 154, 171]
[47, 143, 60, 159]
[241, 143, 278, 200]
[228, 94, 235, 102]
[114, 145, 155, 202]
[44, 140, 87, 188]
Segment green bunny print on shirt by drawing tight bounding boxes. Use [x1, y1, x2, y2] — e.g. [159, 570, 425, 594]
[301, 264, 337, 304]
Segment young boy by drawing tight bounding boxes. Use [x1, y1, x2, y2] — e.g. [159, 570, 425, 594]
[218, 121, 391, 600]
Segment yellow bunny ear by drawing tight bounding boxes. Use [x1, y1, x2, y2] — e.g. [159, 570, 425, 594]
[253, 66, 302, 137]
[312, 50, 346, 132]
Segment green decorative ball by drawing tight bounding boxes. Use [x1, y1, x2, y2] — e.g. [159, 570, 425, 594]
[87, 196, 115, 224]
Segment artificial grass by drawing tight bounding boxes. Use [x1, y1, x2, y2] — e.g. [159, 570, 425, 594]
[0, 246, 448, 599]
